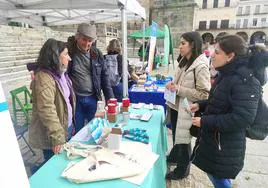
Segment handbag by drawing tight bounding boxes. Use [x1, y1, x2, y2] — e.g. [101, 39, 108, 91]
[190, 111, 202, 137]
[190, 69, 201, 137]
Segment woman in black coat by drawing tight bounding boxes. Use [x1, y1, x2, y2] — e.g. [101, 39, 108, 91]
[190, 35, 262, 187]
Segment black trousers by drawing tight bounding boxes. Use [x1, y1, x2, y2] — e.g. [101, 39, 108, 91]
[168, 109, 191, 176]
[170, 108, 178, 145]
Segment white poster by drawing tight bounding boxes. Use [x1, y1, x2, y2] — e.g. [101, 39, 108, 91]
[148, 22, 158, 73]
[0, 82, 30, 188]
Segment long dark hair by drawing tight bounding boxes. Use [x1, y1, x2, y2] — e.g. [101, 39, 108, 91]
[178, 32, 203, 69]
[37, 38, 67, 73]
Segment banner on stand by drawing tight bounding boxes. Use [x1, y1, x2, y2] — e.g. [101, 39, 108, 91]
[148, 21, 158, 73]
[0, 83, 29, 188]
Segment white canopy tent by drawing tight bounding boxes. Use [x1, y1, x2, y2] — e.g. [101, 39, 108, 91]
[0, 0, 146, 26]
[0, 0, 146, 96]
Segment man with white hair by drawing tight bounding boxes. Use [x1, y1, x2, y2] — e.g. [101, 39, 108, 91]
[67, 23, 114, 132]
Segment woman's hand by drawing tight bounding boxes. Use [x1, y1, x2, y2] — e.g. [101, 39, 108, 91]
[165, 81, 173, 90]
[190, 103, 199, 113]
[170, 83, 178, 92]
[166, 81, 178, 92]
[52, 145, 63, 154]
[192, 117, 201, 127]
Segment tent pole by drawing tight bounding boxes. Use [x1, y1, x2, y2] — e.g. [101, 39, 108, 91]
[142, 19, 145, 64]
[120, 3, 128, 97]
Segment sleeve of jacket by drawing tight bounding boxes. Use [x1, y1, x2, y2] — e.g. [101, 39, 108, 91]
[35, 74, 65, 146]
[117, 54, 123, 78]
[178, 65, 211, 102]
[201, 80, 261, 132]
[99, 51, 115, 100]
[197, 99, 209, 112]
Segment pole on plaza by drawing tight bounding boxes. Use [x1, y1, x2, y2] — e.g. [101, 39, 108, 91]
[142, 19, 145, 64]
[119, 2, 128, 97]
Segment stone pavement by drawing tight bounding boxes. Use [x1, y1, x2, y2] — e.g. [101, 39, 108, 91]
[17, 62, 268, 188]
[165, 130, 268, 188]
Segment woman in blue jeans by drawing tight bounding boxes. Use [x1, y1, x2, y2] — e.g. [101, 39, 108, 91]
[190, 35, 263, 187]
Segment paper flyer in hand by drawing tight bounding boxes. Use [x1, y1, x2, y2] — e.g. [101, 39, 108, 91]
[182, 98, 193, 117]
[164, 88, 176, 105]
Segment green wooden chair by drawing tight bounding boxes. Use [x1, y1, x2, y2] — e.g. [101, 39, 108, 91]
[10, 86, 32, 126]
[13, 119, 36, 156]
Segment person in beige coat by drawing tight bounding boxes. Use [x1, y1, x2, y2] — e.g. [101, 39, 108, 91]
[165, 32, 211, 180]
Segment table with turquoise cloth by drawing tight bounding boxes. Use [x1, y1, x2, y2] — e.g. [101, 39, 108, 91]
[30, 107, 169, 188]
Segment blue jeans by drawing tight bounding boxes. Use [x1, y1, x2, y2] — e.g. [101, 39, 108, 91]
[207, 174, 232, 188]
[112, 83, 123, 102]
[75, 95, 97, 132]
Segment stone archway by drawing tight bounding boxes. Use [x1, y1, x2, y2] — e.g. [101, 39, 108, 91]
[201, 32, 214, 44]
[250, 31, 266, 44]
[236, 31, 248, 43]
[215, 32, 228, 41]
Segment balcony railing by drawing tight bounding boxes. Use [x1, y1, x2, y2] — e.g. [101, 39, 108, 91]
[253, 12, 268, 15]
[236, 13, 250, 16]
[196, 23, 236, 30]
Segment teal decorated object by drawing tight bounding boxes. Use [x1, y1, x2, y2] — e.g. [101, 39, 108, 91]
[88, 117, 109, 144]
[124, 134, 149, 144]
[123, 128, 149, 144]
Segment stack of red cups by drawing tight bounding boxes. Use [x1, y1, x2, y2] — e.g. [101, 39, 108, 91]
[122, 98, 130, 112]
[107, 99, 117, 123]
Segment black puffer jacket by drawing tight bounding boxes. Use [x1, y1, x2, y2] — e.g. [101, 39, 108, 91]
[192, 57, 262, 179]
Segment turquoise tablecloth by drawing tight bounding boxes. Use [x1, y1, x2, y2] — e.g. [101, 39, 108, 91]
[30, 107, 168, 188]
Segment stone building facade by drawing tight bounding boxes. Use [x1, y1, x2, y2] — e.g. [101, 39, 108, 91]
[151, 0, 196, 47]
[195, 0, 239, 43]
[150, 0, 268, 45]
[235, 0, 268, 44]
[195, 0, 268, 44]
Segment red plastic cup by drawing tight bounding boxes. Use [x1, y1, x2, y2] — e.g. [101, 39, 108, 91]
[107, 103, 116, 113]
[109, 98, 117, 106]
[122, 98, 130, 107]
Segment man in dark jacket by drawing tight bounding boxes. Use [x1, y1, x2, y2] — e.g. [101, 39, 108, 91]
[67, 23, 114, 132]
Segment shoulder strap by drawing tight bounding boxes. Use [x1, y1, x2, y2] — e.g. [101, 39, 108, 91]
[193, 69, 196, 89]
